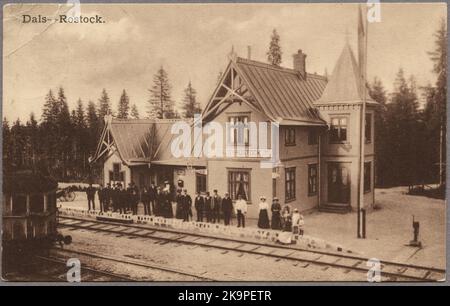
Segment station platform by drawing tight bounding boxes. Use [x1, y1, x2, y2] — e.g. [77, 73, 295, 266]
[57, 205, 354, 256]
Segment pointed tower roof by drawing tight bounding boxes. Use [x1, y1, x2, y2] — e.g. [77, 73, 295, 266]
[316, 43, 374, 104]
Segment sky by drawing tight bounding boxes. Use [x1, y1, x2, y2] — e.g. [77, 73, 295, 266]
[2, 3, 447, 122]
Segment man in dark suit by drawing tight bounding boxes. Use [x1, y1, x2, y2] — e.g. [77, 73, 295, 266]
[155, 186, 164, 217]
[211, 189, 222, 223]
[149, 182, 156, 215]
[204, 191, 212, 222]
[222, 192, 233, 226]
[194, 192, 204, 222]
[181, 189, 192, 222]
[104, 183, 112, 211]
[86, 183, 96, 211]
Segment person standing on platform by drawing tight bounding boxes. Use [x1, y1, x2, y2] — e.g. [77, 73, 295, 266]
[86, 183, 96, 211]
[281, 203, 292, 230]
[270, 197, 282, 230]
[112, 183, 119, 212]
[149, 182, 156, 215]
[204, 191, 212, 222]
[163, 187, 173, 218]
[120, 184, 128, 214]
[194, 192, 204, 222]
[125, 183, 133, 213]
[235, 194, 247, 228]
[291, 208, 304, 236]
[257, 196, 270, 229]
[211, 189, 222, 223]
[222, 192, 233, 226]
[181, 189, 192, 221]
[97, 184, 104, 212]
[142, 187, 151, 215]
[175, 189, 183, 219]
[155, 186, 164, 216]
[131, 182, 139, 215]
[105, 183, 112, 211]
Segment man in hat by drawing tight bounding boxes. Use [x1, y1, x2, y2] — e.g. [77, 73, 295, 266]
[181, 189, 192, 221]
[222, 192, 233, 226]
[211, 189, 222, 223]
[86, 183, 96, 211]
[97, 184, 105, 212]
[175, 189, 183, 219]
[204, 191, 212, 222]
[104, 183, 112, 211]
[194, 191, 205, 222]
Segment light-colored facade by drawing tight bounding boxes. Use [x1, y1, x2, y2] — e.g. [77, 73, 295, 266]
[93, 43, 377, 219]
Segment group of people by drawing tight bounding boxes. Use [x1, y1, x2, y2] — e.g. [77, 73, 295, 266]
[86, 182, 141, 214]
[85, 182, 304, 236]
[257, 196, 304, 234]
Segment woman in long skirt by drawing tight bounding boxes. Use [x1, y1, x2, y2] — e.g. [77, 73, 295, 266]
[257, 196, 270, 229]
[270, 197, 282, 230]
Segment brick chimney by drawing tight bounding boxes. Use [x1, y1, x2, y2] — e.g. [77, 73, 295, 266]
[293, 49, 307, 78]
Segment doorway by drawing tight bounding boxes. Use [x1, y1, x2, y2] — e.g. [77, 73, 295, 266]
[327, 162, 351, 205]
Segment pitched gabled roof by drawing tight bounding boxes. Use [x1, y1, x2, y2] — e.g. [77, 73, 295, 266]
[94, 118, 185, 165]
[234, 57, 327, 125]
[109, 119, 156, 162]
[315, 43, 374, 104]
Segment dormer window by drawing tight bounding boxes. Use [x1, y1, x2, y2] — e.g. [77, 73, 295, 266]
[330, 117, 348, 143]
[285, 127, 296, 146]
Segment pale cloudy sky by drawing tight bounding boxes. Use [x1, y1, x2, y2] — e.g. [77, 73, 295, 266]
[3, 2, 446, 121]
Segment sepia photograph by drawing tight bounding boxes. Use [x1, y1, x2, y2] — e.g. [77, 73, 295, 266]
[1, 1, 447, 286]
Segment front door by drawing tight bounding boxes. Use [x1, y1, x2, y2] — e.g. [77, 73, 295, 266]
[328, 162, 350, 205]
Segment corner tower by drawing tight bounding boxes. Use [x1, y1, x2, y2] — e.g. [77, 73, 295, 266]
[315, 42, 377, 212]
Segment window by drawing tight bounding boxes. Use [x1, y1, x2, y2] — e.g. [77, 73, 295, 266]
[110, 162, 125, 182]
[30, 194, 44, 213]
[285, 128, 296, 146]
[365, 113, 372, 143]
[196, 173, 207, 193]
[285, 167, 296, 201]
[228, 116, 250, 146]
[308, 129, 318, 145]
[330, 117, 348, 143]
[364, 162, 371, 193]
[228, 170, 250, 201]
[12, 195, 27, 215]
[308, 164, 318, 196]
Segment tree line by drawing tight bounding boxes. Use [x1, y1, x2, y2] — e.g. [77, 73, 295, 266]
[369, 20, 446, 187]
[3, 73, 202, 180]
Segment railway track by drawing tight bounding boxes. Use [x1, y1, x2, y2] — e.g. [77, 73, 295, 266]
[58, 215, 446, 282]
[49, 247, 219, 281]
[4, 255, 134, 282]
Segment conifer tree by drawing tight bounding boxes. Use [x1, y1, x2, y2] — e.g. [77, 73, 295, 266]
[148, 66, 175, 119]
[117, 89, 130, 119]
[267, 29, 282, 66]
[130, 104, 140, 119]
[181, 81, 202, 118]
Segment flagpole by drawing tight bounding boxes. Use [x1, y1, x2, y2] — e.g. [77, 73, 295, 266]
[358, 5, 368, 239]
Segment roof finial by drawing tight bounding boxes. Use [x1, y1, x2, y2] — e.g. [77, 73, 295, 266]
[228, 45, 237, 62]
